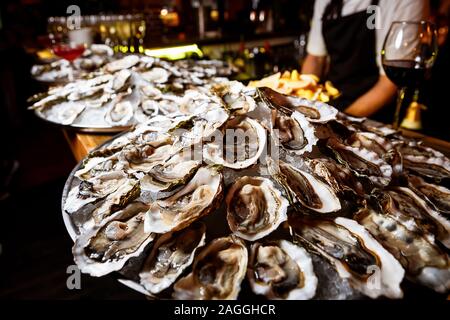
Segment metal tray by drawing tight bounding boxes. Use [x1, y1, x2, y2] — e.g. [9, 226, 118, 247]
[35, 109, 132, 133]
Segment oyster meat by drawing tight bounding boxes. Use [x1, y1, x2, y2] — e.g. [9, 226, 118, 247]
[172, 236, 248, 300]
[258, 86, 338, 123]
[290, 216, 405, 299]
[144, 166, 223, 233]
[73, 202, 155, 277]
[203, 116, 266, 169]
[272, 110, 318, 155]
[226, 176, 289, 241]
[140, 148, 202, 193]
[268, 159, 341, 213]
[139, 222, 206, 294]
[248, 240, 318, 300]
[356, 205, 450, 293]
[408, 175, 450, 215]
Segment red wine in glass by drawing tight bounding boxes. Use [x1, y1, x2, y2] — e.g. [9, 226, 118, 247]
[52, 44, 85, 62]
[382, 60, 427, 88]
[381, 21, 438, 129]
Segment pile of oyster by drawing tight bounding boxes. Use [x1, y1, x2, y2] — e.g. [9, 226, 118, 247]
[63, 84, 450, 299]
[29, 55, 235, 129]
[31, 44, 115, 83]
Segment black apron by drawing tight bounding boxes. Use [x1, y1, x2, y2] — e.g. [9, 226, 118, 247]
[322, 0, 380, 111]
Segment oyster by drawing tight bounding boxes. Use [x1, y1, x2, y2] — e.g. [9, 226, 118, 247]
[408, 175, 450, 215]
[105, 100, 134, 126]
[248, 240, 317, 300]
[105, 55, 140, 73]
[92, 178, 140, 224]
[226, 176, 288, 241]
[272, 110, 318, 155]
[213, 81, 257, 115]
[172, 236, 247, 300]
[135, 100, 159, 122]
[171, 106, 229, 150]
[268, 159, 341, 213]
[64, 171, 128, 214]
[356, 205, 450, 293]
[108, 69, 132, 92]
[73, 202, 155, 277]
[203, 116, 266, 169]
[56, 104, 85, 125]
[327, 137, 393, 187]
[75, 154, 123, 181]
[140, 85, 162, 99]
[377, 187, 450, 248]
[139, 222, 206, 294]
[290, 216, 405, 299]
[140, 148, 202, 193]
[305, 157, 365, 197]
[144, 166, 223, 233]
[396, 140, 450, 180]
[118, 143, 174, 173]
[141, 67, 170, 83]
[258, 86, 338, 123]
[346, 132, 394, 158]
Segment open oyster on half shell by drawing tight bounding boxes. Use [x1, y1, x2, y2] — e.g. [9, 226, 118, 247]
[355, 204, 450, 293]
[226, 176, 289, 241]
[247, 240, 318, 300]
[289, 216, 405, 299]
[144, 166, 223, 233]
[203, 116, 266, 169]
[257, 86, 338, 123]
[267, 158, 341, 214]
[172, 235, 248, 300]
[139, 222, 206, 294]
[73, 201, 154, 277]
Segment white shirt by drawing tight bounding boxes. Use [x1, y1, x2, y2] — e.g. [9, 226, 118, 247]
[307, 0, 428, 75]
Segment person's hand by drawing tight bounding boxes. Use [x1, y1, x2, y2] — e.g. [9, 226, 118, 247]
[344, 76, 397, 118]
[301, 54, 327, 79]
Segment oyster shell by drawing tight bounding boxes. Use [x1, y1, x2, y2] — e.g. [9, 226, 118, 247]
[172, 236, 248, 300]
[290, 216, 405, 299]
[105, 100, 134, 126]
[258, 86, 338, 123]
[56, 104, 85, 125]
[226, 176, 288, 241]
[73, 201, 155, 277]
[305, 157, 365, 197]
[108, 69, 132, 92]
[139, 222, 206, 294]
[144, 166, 223, 233]
[355, 205, 450, 293]
[64, 171, 128, 214]
[268, 159, 341, 213]
[140, 148, 202, 193]
[213, 81, 257, 115]
[203, 116, 266, 169]
[248, 240, 317, 300]
[408, 175, 450, 215]
[141, 67, 170, 83]
[118, 143, 174, 173]
[376, 187, 450, 248]
[396, 140, 450, 180]
[272, 110, 318, 155]
[105, 55, 140, 73]
[347, 132, 394, 158]
[327, 137, 393, 187]
[92, 178, 140, 224]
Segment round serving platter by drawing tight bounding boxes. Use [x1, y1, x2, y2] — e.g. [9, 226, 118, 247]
[35, 109, 132, 133]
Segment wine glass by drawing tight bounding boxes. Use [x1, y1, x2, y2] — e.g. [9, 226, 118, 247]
[381, 21, 438, 129]
[52, 41, 86, 81]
